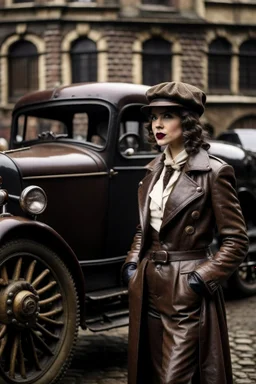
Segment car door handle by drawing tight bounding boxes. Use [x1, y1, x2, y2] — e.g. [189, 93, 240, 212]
[109, 169, 118, 177]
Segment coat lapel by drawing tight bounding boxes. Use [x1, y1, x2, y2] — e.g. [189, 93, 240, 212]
[160, 148, 211, 231]
[138, 155, 163, 238]
[160, 172, 203, 230]
[138, 148, 211, 235]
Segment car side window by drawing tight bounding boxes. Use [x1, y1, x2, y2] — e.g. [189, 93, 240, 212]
[14, 104, 110, 148]
[118, 106, 158, 157]
[73, 113, 108, 147]
[16, 115, 66, 142]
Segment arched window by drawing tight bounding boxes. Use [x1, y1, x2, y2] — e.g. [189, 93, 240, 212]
[71, 38, 97, 83]
[8, 40, 38, 102]
[239, 40, 256, 93]
[142, 38, 172, 86]
[230, 115, 256, 129]
[208, 38, 232, 92]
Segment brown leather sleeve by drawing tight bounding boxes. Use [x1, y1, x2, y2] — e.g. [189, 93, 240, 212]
[195, 164, 249, 293]
[124, 224, 142, 265]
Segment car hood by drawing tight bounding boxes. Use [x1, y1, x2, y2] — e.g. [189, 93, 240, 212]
[6, 142, 107, 178]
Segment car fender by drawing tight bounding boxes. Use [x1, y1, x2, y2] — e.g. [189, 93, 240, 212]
[0, 216, 86, 326]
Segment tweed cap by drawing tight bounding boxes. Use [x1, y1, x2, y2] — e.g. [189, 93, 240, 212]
[141, 81, 206, 117]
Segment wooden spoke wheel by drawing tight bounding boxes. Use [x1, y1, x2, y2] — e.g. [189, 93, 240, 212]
[0, 240, 79, 384]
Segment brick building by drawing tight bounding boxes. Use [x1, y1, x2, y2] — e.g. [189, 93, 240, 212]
[0, 0, 255, 139]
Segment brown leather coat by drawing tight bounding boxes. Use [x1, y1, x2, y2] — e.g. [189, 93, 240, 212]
[124, 148, 249, 384]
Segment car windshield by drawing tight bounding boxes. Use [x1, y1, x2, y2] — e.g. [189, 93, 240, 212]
[14, 103, 110, 149]
[236, 130, 256, 152]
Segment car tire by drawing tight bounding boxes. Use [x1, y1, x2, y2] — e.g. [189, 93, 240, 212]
[227, 236, 256, 297]
[0, 239, 79, 384]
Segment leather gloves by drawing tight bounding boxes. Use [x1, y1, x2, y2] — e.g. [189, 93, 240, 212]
[122, 262, 137, 286]
[188, 271, 219, 296]
[188, 271, 207, 296]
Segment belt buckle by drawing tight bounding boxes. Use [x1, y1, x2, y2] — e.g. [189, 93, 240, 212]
[159, 250, 169, 264]
[152, 250, 169, 264]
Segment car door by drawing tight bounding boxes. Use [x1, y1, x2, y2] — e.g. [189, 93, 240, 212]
[106, 104, 158, 258]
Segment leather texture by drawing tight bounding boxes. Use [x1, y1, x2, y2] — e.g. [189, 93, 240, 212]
[124, 148, 249, 384]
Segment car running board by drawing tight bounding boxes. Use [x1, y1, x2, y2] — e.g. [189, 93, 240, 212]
[86, 287, 128, 301]
[86, 308, 129, 332]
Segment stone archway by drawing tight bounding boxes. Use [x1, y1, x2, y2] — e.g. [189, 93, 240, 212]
[229, 115, 256, 129]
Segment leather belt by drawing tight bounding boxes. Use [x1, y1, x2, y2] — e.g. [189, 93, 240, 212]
[147, 248, 209, 264]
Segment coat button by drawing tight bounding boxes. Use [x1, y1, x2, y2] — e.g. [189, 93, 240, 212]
[185, 225, 195, 235]
[191, 210, 200, 220]
[196, 187, 202, 193]
[139, 181, 143, 186]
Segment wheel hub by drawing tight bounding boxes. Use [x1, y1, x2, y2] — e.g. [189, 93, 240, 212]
[0, 281, 39, 327]
[13, 290, 38, 319]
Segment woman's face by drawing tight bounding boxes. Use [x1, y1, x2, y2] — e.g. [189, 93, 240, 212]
[150, 107, 184, 150]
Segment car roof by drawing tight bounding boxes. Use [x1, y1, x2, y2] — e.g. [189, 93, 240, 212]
[233, 128, 256, 133]
[221, 129, 256, 134]
[13, 82, 150, 113]
[210, 140, 246, 160]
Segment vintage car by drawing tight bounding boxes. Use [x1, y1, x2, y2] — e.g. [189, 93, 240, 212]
[0, 82, 255, 383]
[216, 128, 256, 153]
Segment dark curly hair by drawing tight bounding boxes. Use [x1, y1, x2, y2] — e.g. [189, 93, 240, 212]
[145, 108, 210, 155]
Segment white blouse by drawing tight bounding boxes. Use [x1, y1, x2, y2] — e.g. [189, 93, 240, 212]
[149, 148, 188, 232]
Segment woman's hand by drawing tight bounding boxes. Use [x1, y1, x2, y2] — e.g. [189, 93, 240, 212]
[187, 271, 207, 296]
[122, 262, 137, 286]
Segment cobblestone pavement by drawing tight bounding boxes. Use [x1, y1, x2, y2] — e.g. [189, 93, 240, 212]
[63, 295, 256, 384]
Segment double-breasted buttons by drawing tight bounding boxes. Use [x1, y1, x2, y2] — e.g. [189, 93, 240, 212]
[191, 210, 200, 220]
[139, 181, 143, 186]
[185, 225, 195, 235]
[196, 187, 202, 193]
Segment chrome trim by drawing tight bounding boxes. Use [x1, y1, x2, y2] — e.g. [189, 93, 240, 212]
[3, 147, 31, 154]
[8, 194, 20, 201]
[23, 171, 108, 180]
[113, 166, 148, 170]
[20, 186, 47, 215]
[240, 261, 256, 267]
[79, 255, 126, 267]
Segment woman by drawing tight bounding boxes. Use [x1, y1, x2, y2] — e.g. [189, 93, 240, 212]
[122, 82, 248, 384]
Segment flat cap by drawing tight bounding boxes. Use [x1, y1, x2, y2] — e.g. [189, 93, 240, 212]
[141, 81, 206, 117]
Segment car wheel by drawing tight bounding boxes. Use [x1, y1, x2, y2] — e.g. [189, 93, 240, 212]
[0, 239, 79, 384]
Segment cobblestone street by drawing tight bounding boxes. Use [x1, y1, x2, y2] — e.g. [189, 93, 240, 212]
[63, 295, 256, 384]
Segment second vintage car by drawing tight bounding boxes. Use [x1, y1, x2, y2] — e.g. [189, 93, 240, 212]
[0, 82, 255, 384]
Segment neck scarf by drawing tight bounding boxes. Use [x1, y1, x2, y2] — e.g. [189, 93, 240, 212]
[149, 147, 188, 212]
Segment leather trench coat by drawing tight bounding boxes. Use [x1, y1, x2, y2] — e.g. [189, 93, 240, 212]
[124, 148, 249, 384]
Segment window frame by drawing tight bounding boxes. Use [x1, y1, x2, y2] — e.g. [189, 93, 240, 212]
[8, 40, 39, 104]
[208, 37, 232, 94]
[142, 37, 172, 86]
[70, 37, 98, 83]
[239, 40, 256, 94]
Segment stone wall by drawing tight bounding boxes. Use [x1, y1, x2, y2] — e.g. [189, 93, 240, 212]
[180, 29, 206, 90]
[105, 27, 135, 82]
[44, 26, 62, 88]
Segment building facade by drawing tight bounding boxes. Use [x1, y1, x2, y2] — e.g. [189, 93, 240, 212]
[0, 0, 255, 139]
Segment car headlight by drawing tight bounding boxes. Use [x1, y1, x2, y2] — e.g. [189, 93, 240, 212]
[20, 186, 47, 215]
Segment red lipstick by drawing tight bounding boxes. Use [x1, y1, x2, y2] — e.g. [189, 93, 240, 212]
[156, 133, 166, 140]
